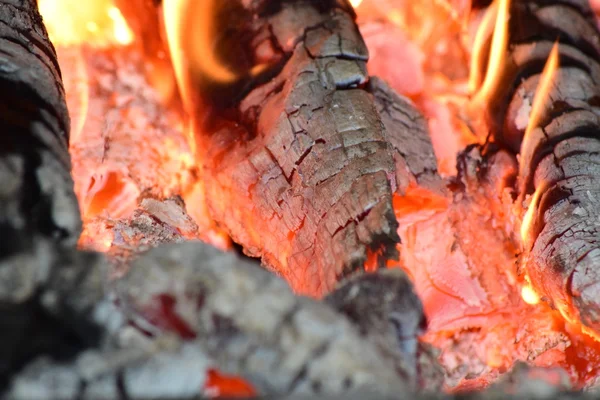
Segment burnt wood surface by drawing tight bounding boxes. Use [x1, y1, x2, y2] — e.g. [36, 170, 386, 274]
[478, 0, 600, 334]
[198, 0, 443, 297]
[0, 0, 81, 255]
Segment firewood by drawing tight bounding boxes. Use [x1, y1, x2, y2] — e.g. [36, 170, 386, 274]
[325, 269, 445, 391]
[198, 0, 442, 297]
[5, 239, 590, 399]
[477, 0, 600, 335]
[0, 238, 116, 391]
[3, 240, 428, 397]
[0, 0, 81, 254]
[116, 241, 414, 396]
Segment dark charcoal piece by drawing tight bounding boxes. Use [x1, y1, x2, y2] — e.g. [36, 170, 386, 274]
[0, 0, 81, 256]
[475, 0, 600, 334]
[325, 269, 444, 391]
[0, 238, 118, 392]
[195, 0, 442, 297]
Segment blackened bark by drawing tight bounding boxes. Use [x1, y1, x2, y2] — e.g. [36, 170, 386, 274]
[198, 0, 442, 297]
[0, 0, 81, 254]
[478, 0, 600, 334]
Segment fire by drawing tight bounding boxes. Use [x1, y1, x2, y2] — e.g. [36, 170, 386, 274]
[521, 280, 540, 305]
[468, 0, 498, 94]
[38, 0, 133, 47]
[351, 0, 364, 8]
[518, 43, 560, 181]
[520, 181, 548, 247]
[162, 0, 238, 116]
[470, 0, 510, 105]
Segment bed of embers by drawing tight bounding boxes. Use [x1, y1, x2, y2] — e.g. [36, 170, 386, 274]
[4, 0, 600, 398]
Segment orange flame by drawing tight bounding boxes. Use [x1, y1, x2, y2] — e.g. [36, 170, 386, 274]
[162, 0, 238, 114]
[520, 181, 548, 246]
[468, 0, 499, 93]
[38, 0, 133, 47]
[470, 0, 511, 105]
[519, 43, 560, 180]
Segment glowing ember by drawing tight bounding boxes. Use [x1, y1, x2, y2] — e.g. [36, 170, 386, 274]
[38, 0, 133, 47]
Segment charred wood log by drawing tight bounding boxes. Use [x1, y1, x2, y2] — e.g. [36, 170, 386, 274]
[4, 240, 430, 397]
[0, 239, 118, 391]
[325, 269, 445, 391]
[116, 242, 416, 396]
[477, 0, 600, 334]
[196, 0, 443, 297]
[0, 0, 81, 255]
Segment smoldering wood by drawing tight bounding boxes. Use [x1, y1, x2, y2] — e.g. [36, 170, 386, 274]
[3, 239, 434, 398]
[3, 239, 593, 399]
[116, 242, 414, 396]
[476, 0, 600, 334]
[0, 238, 118, 391]
[324, 269, 444, 391]
[0, 0, 81, 254]
[367, 77, 445, 196]
[198, 0, 443, 297]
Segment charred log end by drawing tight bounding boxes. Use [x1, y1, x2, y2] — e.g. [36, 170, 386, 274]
[0, 0, 82, 252]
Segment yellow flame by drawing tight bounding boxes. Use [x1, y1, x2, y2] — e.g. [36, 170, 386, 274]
[519, 43, 560, 179]
[108, 6, 134, 45]
[163, 0, 238, 113]
[471, 0, 511, 105]
[520, 181, 547, 245]
[38, 0, 133, 47]
[521, 283, 540, 305]
[469, 1, 499, 93]
[350, 0, 364, 8]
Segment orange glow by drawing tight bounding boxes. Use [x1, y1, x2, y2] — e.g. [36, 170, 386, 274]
[58, 48, 89, 144]
[38, 0, 133, 47]
[80, 170, 140, 220]
[519, 43, 560, 180]
[203, 369, 256, 398]
[471, 0, 511, 105]
[521, 282, 540, 305]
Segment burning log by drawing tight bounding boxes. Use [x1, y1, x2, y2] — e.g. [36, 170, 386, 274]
[473, 0, 600, 336]
[175, 0, 443, 296]
[0, 0, 81, 254]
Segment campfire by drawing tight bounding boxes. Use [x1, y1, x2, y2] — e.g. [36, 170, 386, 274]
[4, 0, 600, 397]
